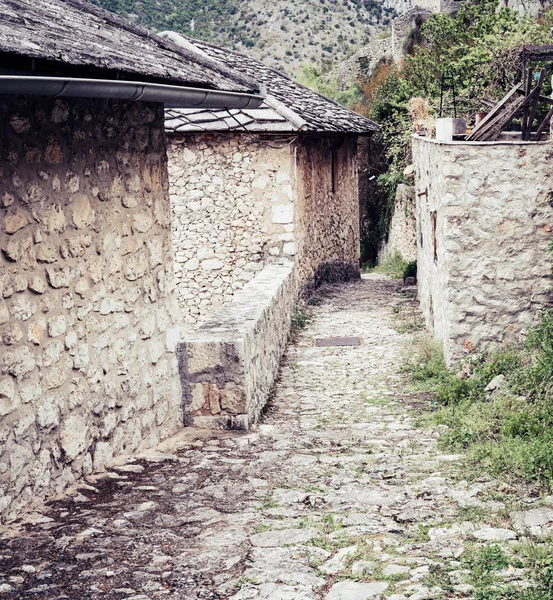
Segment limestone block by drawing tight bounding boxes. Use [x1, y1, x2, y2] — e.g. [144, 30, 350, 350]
[3, 208, 29, 234]
[48, 315, 67, 337]
[42, 363, 68, 390]
[0, 377, 17, 416]
[10, 296, 35, 321]
[46, 267, 70, 289]
[272, 204, 294, 224]
[28, 318, 47, 345]
[41, 204, 67, 234]
[43, 341, 63, 367]
[93, 441, 113, 471]
[36, 242, 59, 263]
[28, 276, 47, 294]
[132, 212, 154, 233]
[185, 341, 224, 374]
[220, 382, 245, 414]
[0, 300, 9, 325]
[1, 347, 36, 380]
[2, 323, 23, 345]
[9, 443, 33, 481]
[70, 196, 94, 229]
[60, 414, 88, 461]
[36, 396, 60, 429]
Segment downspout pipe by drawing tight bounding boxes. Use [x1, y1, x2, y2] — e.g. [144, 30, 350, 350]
[0, 76, 265, 109]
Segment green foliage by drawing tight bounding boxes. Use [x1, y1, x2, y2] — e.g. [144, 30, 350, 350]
[296, 64, 363, 107]
[367, 250, 407, 278]
[402, 337, 449, 390]
[403, 260, 417, 279]
[357, 0, 553, 257]
[407, 311, 553, 488]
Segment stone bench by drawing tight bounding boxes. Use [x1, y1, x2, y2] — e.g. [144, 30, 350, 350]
[177, 260, 297, 430]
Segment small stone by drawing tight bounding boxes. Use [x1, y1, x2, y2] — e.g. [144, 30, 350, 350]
[0, 377, 17, 416]
[41, 204, 67, 234]
[325, 581, 388, 600]
[1, 347, 35, 380]
[60, 414, 88, 461]
[46, 267, 70, 288]
[28, 318, 47, 345]
[48, 314, 67, 337]
[36, 242, 59, 263]
[473, 527, 516, 541]
[485, 374, 505, 393]
[3, 208, 29, 234]
[28, 276, 47, 294]
[70, 195, 94, 229]
[383, 564, 410, 576]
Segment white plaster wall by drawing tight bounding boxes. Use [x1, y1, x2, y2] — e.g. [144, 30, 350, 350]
[413, 136, 553, 363]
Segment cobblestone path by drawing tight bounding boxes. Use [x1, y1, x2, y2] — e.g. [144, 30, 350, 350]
[0, 276, 540, 599]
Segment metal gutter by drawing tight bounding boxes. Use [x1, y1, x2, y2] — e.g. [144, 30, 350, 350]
[0, 76, 265, 109]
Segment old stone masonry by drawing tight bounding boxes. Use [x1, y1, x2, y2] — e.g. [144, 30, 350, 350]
[0, 276, 546, 599]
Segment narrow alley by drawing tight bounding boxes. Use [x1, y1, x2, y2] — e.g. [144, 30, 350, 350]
[0, 277, 537, 599]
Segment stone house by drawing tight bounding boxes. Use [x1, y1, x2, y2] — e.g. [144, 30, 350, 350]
[162, 33, 379, 325]
[0, 0, 264, 520]
[413, 136, 553, 364]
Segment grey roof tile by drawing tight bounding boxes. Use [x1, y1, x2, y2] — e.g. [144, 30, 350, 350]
[164, 37, 378, 134]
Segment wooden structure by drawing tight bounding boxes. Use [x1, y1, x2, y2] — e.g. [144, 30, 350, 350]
[468, 45, 553, 142]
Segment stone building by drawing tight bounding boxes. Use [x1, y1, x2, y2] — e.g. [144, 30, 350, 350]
[413, 136, 553, 364]
[163, 33, 379, 325]
[0, 0, 264, 520]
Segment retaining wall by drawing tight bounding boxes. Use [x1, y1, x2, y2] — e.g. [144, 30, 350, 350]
[178, 261, 296, 430]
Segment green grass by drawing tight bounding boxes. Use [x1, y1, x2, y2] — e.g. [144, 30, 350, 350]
[364, 251, 408, 279]
[404, 314, 553, 490]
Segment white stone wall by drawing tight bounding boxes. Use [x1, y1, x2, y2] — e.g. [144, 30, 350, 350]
[168, 134, 296, 326]
[379, 183, 417, 263]
[413, 136, 553, 364]
[168, 133, 361, 324]
[0, 97, 182, 521]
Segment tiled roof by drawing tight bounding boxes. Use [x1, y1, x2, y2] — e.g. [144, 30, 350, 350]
[0, 0, 260, 93]
[164, 37, 378, 135]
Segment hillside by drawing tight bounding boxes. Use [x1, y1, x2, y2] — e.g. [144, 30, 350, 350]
[89, 0, 394, 75]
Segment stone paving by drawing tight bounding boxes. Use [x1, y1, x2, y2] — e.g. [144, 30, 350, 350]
[0, 275, 546, 599]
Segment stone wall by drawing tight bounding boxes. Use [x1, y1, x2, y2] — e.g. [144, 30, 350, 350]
[413, 136, 553, 364]
[391, 7, 432, 59]
[0, 96, 181, 520]
[168, 133, 360, 323]
[295, 136, 360, 292]
[179, 260, 296, 430]
[168, 134, 295, 326]
[379, 183, 417, 263]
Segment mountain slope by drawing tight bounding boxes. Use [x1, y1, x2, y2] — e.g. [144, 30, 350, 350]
[89, 0, 394, 75]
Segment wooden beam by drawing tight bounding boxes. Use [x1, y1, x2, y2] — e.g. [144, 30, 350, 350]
[467, 83, 522, 141]
[521, 68, 534, 139]
[524, 68, 546, 140]
[533, 105, 553, 141]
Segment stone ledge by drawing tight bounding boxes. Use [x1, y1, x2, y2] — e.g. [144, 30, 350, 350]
[178, 260, 297, 430]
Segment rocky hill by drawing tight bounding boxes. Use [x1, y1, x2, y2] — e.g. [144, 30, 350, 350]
[89, 0, 394, 76]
